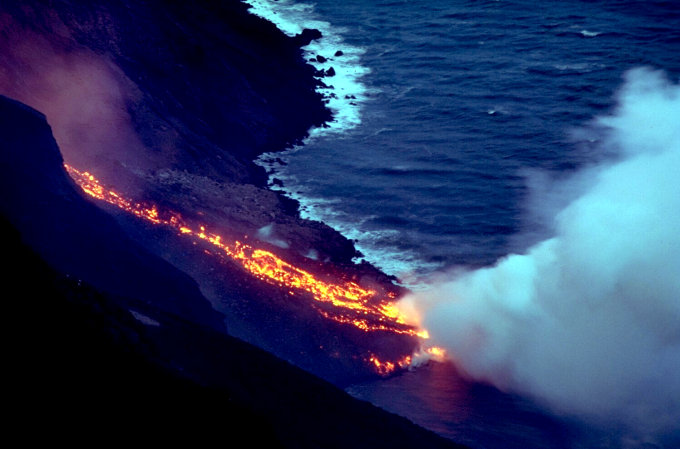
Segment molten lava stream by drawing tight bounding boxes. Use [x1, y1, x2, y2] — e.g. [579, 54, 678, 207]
[64, 164, 442, 374]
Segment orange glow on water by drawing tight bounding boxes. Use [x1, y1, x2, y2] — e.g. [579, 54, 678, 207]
[64, 165, 432, 367]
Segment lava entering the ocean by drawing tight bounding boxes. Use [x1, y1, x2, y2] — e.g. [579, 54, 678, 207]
[65, 165, 440, 374]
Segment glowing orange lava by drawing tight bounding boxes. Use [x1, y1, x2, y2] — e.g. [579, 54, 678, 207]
[368, 346, 447, 375]
[369, 354, 413, 376]
[425, 346, 447, 360]
[64, 164, 436, 373]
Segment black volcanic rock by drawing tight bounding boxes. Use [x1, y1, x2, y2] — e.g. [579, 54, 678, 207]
[293, 28, 323, 46]
[0, 94, 413, 388]
[0, 89, 465, 449]
[0, 95, 224, 332]
[3, 214, 466, 448]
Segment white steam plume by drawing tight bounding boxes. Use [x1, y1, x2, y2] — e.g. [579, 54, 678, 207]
[402, 67, 680, 441]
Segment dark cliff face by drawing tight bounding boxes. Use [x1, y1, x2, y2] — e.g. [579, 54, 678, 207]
[0, 94, 225, 332]
[1, 0, 330, 182]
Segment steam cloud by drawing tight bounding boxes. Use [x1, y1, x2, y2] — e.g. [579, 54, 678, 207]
[402, 68, 680, 441]
[0, 15, 148, 182]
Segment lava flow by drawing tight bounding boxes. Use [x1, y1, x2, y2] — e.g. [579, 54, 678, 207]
[64, 165, 442, 374]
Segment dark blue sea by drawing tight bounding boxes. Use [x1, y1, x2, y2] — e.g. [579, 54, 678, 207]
[247, 1, 680, 448]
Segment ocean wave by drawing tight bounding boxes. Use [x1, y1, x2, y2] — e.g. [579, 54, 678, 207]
[244, 0, 370, 134]
[292, 194, 445, 287]
[244, 0, 434, 280]
[580, 29, 600, 37]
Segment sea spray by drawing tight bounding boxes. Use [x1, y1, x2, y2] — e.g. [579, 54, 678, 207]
[401, 67, 680, 442]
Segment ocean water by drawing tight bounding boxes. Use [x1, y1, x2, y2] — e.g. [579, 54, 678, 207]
[245, 1, 680, 447]
[250, 0, 680, 282]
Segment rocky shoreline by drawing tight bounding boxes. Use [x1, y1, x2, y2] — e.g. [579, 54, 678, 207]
[0, 0, 415, 383]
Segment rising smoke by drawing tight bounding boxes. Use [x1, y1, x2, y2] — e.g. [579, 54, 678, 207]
[0, 14, 150, 185]
[402, 67, 680, 441]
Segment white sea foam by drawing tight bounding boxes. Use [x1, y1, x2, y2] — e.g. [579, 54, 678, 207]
[262, 160, 443, 285]
[244, 0, 432, 279]
[580, 29, 600, 37]
[244, 1, 449, 284]
[243, 0, 369, 133]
